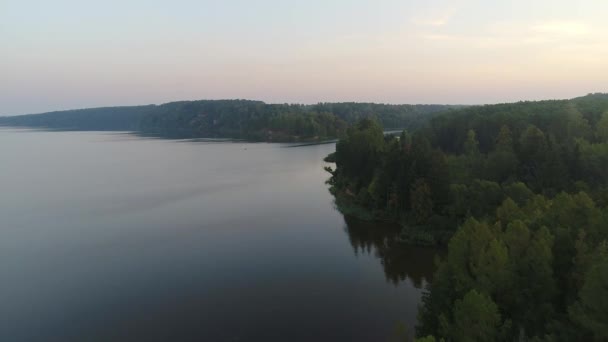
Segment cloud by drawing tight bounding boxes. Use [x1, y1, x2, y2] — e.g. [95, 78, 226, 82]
[412, 9, 455, 27]
[421, 34, 455, 41]
[418, 18, 599, 48]
[531, 21, 590, 36]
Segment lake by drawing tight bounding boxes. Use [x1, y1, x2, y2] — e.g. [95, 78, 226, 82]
[0, 128, 438, 341]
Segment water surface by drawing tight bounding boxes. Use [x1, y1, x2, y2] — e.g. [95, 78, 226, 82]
[0, 129, 437, 341]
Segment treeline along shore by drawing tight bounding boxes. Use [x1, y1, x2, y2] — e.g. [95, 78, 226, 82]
[0, 100, 459, 142]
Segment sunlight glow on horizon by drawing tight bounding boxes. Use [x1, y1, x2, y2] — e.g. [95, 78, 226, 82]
[1, 0, 607, 115]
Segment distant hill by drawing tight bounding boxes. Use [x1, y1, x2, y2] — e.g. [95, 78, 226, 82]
[0, 105, 153, 132]
[0, 100, 460, 141]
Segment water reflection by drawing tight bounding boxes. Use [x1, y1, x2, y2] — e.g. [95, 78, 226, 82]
[343, 215, 440, 289]
[0, 129, 442, 341]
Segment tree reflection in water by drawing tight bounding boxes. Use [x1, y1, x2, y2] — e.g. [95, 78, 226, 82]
[343, 215, 443, 288]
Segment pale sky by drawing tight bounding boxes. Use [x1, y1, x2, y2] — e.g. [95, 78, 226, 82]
[1, 0, 607, 115]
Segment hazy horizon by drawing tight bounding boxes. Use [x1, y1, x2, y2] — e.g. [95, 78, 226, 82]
[2, 0, 607, 115]
[1, 94, 602, 117]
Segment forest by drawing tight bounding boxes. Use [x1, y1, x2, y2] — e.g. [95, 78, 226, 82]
[326, 93, 608, 341]
[0, 100, 457, 142]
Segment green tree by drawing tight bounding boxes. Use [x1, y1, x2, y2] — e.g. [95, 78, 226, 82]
[553, 103, 591, 141]
[519, 125, 547, 156]
[504, 222, 555, 334]
[518, 125, 548, 190]
[464, 129, 480, 156]
[496, 198, 524, 226]
[468, 180, 504, 217]
[451, 290, 502, 342]
[569, 251, 608, 340]
[427, 149, 451, 209]
[486, 126, 518, 182]
[400, 129, 413, 152]
[411, 133, 434, 177]
[448, 183, 469, 219]
[410, 179, 434, 224]
[596, 111, 608, 142]
[463, 130, 483, 179]
[503, 182, 534, 206]
[496, 125, 514, 150]
[335, 118, 385, 186]
[446, 218, 510, 295]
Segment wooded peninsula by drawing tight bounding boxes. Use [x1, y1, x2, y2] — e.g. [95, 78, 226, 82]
[326, 93, 608, 341]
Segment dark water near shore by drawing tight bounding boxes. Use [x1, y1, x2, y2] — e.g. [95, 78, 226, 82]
[0, 128, 438, 341]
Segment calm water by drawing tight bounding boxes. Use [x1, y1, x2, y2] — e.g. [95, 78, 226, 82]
[0, 128, 437, 342]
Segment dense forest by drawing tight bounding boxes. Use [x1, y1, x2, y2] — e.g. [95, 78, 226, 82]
[0, 100, 457, 141]
[326, 93, 608, 341]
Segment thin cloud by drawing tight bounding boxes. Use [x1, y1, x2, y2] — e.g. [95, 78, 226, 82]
[532, 21, 590, 36]
[412, 9, 455, 27]
[420, 19, 599, 48]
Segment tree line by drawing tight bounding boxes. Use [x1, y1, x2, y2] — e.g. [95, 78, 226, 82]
[0, 100, 458, 142]
[326, 93, 608, 340]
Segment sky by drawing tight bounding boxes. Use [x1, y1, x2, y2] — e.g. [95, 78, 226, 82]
[1, 0, 607, 115]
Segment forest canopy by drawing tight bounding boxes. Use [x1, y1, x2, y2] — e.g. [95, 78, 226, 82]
[326, 93, 608, 341]
[328, 93, 608, 233]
